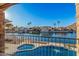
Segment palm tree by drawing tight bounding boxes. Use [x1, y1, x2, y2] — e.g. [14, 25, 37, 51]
[53, 23, 56, 28]
[57, 20, 60, 28]
[27, 22, 32, 28]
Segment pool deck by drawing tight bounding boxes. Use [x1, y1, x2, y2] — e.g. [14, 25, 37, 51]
[5, 39, 77, 55]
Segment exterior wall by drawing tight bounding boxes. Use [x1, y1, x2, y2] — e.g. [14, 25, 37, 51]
[76, 3, 79, 56]
[0, 9, 4, 53]
[0, 3, 14, 54]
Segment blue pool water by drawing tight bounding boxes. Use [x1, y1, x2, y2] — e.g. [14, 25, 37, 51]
[18, 44, 34, 50]
[15, 46, 76, 56]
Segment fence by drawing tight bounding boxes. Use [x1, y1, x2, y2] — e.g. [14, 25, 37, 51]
[5, 33, 77, 56]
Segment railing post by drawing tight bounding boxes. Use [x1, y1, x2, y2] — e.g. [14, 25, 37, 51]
[0, 9, 5, 54]
[76, 3, 79, 56]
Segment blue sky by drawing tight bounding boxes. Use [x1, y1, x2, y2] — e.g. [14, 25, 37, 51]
[5, 3, 76, 27]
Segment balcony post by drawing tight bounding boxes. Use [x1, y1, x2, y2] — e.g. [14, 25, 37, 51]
[0, 9, 5, 53]
[76, 3, 79, 56]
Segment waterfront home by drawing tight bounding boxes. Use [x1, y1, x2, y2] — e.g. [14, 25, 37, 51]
[17, 27, 28, 33]
[5, 19, 13, 29]
[5, 19, 14, 33]
[66, 23, 76, 31]
[27, 27, 40, 34]
[40, 26, 52, 31]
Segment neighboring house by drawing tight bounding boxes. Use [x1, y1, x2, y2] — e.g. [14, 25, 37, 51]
[66, 23, 76, 31]
[5, 19, 14, 33]
[5, 19, 13, 30]
[40, 26, 51, 32]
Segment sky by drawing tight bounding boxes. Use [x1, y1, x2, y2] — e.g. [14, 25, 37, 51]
[5, 3, 76, 27]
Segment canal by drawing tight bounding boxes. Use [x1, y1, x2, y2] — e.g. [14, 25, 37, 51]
[5, 32, 76, 44]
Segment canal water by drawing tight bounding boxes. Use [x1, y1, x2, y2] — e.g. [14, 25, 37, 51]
[5, 32, 76, 44]
[5, 32, 76, 38]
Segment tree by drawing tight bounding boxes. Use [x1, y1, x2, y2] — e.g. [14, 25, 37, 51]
[53, 23, 56, 28]
[27, 22, 32, 28]
[27, 22, 31, 25]
[57, 20, 60, 28]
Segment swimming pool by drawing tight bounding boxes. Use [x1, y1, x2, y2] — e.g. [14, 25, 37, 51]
[17, 44, 35, 50]
[15, 46, 76, 56]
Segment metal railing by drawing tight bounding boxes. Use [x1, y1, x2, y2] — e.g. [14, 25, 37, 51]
[5, 33, 77, 56]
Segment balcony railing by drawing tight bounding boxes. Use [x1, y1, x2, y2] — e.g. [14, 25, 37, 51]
[5, 33, 77, 56]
